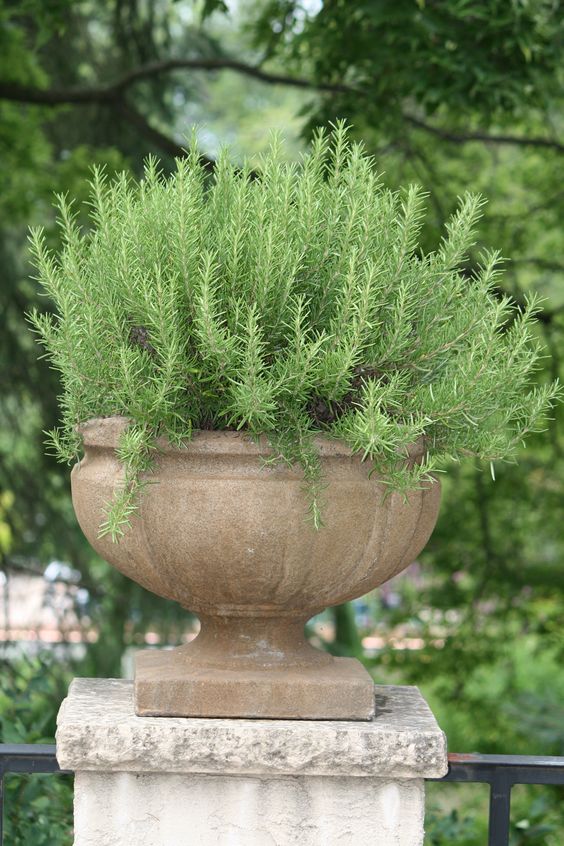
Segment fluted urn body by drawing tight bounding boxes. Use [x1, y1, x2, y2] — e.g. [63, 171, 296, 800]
[71, 416, 441, 719]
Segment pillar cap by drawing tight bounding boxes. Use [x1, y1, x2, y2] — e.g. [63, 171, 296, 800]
[56, 678, 447, 779]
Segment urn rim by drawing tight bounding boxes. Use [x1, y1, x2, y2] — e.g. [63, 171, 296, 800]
[77, 415, 428, 463]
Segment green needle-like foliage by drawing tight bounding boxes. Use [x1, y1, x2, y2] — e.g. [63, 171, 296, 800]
[29, 124, 561, 540]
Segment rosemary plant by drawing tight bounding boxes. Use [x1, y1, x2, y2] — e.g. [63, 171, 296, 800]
[29, 124, 560, 539]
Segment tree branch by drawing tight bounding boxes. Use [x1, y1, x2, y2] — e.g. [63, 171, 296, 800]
[118, 101, 214, 168]
[0, 58, 347, 106]
[0, 80, 116, 105]
[2, 56, 563, 156]
[115, 57, 350, 94]
[118, 102, 184, 156]
[404, 114, 564, 155]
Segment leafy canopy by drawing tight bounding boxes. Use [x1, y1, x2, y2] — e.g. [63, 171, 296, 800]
[248, 0, 563, 124]
[29, 124, 561, 539]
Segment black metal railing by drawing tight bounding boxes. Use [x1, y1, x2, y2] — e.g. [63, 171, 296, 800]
[1, 744, 563, 845]
[0, 743, 69, 844]
[431, 752, 564, 846]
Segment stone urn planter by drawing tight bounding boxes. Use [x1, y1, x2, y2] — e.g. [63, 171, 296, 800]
[71, 416, 441, 720]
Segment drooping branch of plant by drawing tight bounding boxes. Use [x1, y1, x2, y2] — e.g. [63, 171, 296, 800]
[29, 124, 562, 539]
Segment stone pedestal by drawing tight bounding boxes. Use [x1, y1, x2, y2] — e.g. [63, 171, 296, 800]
[135, 646, 375, 720]
[56, 678, 447, 846]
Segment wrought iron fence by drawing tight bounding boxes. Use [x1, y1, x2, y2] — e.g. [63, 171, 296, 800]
[0, 744, 70, 844]
[430, 753, 564, 845]
[1, 744, 563, 845]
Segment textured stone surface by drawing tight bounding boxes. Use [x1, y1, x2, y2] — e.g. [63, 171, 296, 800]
[71, 418, 441, 719]
[135, 650, 376, 719]
[56, 678, 448, 779]
[73, 771, 426, 846]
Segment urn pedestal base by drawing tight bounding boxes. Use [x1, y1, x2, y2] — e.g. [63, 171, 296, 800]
[134, 613, 375, 719]
[135, 648, 375, 720]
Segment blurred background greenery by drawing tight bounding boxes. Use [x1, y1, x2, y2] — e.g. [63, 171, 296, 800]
[1, 1, 563, 842]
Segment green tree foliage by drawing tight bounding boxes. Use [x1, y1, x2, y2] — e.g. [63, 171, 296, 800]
[249, 0, 563, 122]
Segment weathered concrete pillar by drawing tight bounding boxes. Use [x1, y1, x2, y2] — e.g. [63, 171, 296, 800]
[56, 678, 447, 846]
